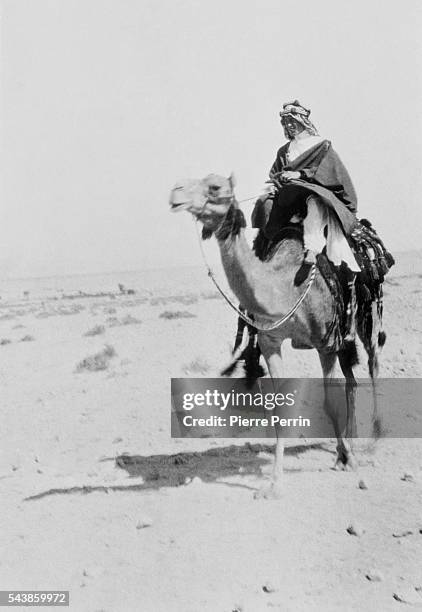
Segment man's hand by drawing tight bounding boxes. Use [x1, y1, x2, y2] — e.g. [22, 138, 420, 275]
[280, 171, 301, 181]
[268, 170, 301, 190]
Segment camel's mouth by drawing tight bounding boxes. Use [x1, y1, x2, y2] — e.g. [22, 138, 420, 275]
[169, 184, 194, 212]
[169, 201, 190, 212]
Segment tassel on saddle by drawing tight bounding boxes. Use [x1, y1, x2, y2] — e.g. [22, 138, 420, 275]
[350, 218, 395, 289]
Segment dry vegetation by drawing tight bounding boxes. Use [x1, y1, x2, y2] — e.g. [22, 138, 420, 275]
[159, 310, 196, 320]
[76, 344, 116, 372]
[20, 334, 35, 342]
[84, 324, 106, 337]
[106, 314, 142, 327]
[183, 357, 211, 375]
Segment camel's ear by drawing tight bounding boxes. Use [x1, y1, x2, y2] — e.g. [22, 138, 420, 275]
[228, 172, 236, 190]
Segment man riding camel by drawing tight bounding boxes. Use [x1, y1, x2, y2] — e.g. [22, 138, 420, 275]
[252, 100, 360, 287]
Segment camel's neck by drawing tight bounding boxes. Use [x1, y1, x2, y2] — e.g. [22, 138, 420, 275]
[216, 229, 303, 317]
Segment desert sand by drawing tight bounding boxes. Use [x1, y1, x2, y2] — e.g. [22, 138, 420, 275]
[1, 252, 422, 611]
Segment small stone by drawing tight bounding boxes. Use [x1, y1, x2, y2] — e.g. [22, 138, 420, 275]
[82, 566, 104, 578]
[366, 569, 384, 582]
[184, 477, 191, 485]
[358, 479, 368, 490]
[190, 476, 203, 486]
[262, 582, 276, 593]
[401, 472, 415, 482]
[112, 437, 123, 444]
[136, 517, 153, 529]
[347, 522, 365, 537]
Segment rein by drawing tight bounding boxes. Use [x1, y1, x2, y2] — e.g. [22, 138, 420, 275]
[195, 201, 316, 332]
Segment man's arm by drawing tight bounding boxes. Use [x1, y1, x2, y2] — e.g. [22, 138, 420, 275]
[314, 146, 358, 212]
[269, 144, 289, 177]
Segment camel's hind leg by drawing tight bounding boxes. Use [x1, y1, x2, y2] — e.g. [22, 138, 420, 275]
[319, 351, 357, 470]
[357, 300, 384, 438]
[338, 347, 358, 461]
[367, 342, 382, 438]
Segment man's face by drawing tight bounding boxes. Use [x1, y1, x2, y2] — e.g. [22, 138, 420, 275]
[281, 115, 305, 140]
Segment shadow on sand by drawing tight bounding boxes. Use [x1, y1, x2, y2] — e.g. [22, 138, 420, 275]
[115, 442, 332, 487]
[25, 442, 332, 501]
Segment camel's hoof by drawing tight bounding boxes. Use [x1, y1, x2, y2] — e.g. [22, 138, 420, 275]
[253, 482, 283, 500]
[334, 451, 358, 471]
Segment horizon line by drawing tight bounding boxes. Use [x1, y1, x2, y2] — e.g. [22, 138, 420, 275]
[1, 248, 421, 283]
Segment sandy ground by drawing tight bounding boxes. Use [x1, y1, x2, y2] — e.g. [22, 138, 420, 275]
[1, 258, 422, 611]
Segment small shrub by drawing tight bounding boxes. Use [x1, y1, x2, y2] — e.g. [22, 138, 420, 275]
[0, 338, 11, 346]
[76, 344, 117, 373]
[183, 357, 210, 375]
[20, 335, 35, 342]
[106, 316, 120, 327]
[36, 312, 51, 319]
[159, 310, 196, 320]
[58, 304, 85, 316]
[103, 307, 117, 315]
[120, 314, 142, 325]
[84, 324, 106, 337]
[106, 314, 142, 327]
[103, 345, 116, 358]
[200, 290, 222, 300]
[173, 294, 198, 305]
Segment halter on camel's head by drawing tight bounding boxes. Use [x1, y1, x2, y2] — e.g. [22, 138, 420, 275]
[169, 173, 246, 240]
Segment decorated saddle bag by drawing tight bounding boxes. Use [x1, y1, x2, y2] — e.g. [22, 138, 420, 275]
[349, 218, 395, 288]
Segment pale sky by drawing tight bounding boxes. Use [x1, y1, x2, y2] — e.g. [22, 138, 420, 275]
[1, 0, 421, 278]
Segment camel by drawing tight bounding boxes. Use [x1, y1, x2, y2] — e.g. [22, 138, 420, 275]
[170, 173, 383, 498]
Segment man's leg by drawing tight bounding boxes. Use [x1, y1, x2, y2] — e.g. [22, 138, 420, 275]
[326, 212, 360, 271]
[294, 196, 327, 286]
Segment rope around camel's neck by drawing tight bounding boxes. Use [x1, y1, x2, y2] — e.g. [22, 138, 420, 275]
[199, 202, 316, 330]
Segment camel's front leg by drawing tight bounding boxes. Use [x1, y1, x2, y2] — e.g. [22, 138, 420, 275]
[319, 352, 357, 471]
[254, 332, 284, 500]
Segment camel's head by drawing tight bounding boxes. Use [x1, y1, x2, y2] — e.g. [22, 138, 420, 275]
[169, 174, 239, 236]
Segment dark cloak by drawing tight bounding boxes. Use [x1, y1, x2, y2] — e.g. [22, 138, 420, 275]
[253, 140, 358, 237]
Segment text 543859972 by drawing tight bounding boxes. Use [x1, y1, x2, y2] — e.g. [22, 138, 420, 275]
[0, 592, 69, 607]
